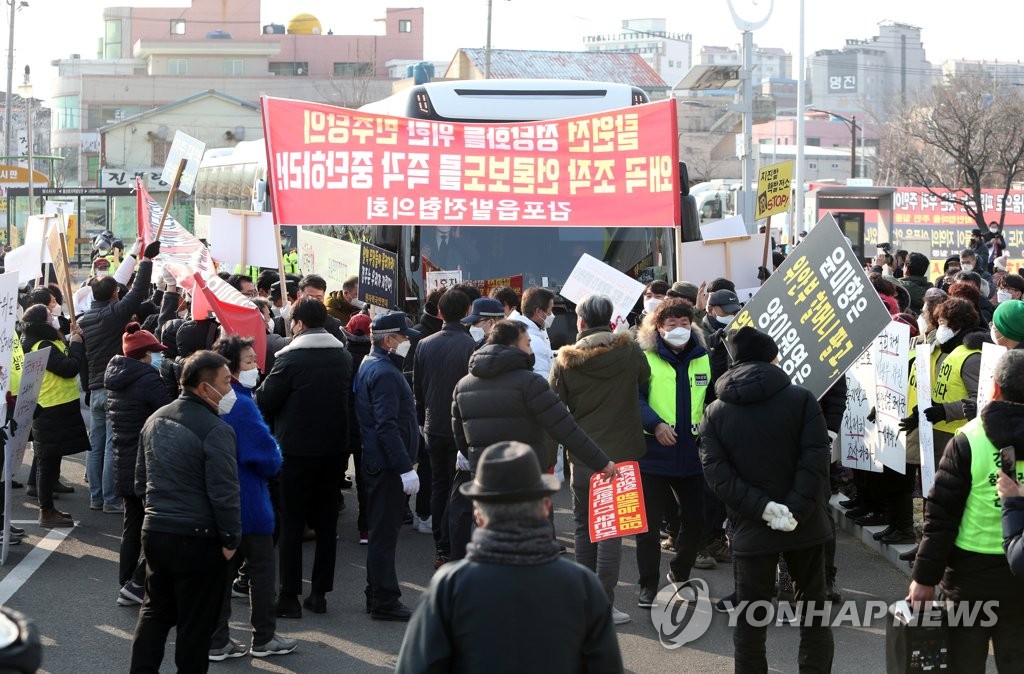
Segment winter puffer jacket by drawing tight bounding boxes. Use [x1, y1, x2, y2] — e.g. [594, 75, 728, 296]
[105, 355, 173, 497]
[699, 360, 833, 557]
[452, 344, 609, 472]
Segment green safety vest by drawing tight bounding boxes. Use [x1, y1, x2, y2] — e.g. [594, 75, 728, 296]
[232, 264, 261, 282]
[643, 350, 711, 436]
[31, 340, 79, 408]
[283, 251, 298, 275]
[8, 338, 22, 395]
[932, 344, 980, 433]
[907, 348, 918, 412]
[954, 418, 1024, 554]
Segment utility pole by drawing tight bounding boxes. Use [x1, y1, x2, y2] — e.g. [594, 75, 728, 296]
[484, 0, 493, 79]
[740, 30, 754, 227]
[4, 0, 16, 163]
[794, 0, 806, 245]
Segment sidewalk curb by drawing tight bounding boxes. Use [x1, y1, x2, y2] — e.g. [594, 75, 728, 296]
[829, 494, 914, 579]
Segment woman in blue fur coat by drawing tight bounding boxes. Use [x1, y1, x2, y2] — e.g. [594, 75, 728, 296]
[208, 335, 296, 659]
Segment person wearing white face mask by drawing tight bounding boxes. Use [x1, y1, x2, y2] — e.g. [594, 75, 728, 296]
[512, 287, 557, 378]
[210, 334, 295, 660]
[633, 298, 714, 610]
[256, 298, 354, 619]
[462, 297, 505, 349]
[703, 289, 742, 385]
[640, 280, 670, 322]
[996, 274, 1024, 306]
[352, 310, 422, 622]
[130, 350, 241, 673]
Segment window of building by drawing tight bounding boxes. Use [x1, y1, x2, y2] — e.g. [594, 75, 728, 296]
[806, 137, 820, 146]
[86, 154, 100, 184]
[808, 162, 818, 169]
[333, 62, 372, 77]
[54, 95, 80, 130]
[269, 61, 308, 76]
[151, 140, 172, 166]
[168, 58, 188, 75]
[831, 163, 841, 169]
[398, 19, 412, 33]
[104, 19, 122, 59]
[170, 19, 186, 35]
[224, 58, 244, 76]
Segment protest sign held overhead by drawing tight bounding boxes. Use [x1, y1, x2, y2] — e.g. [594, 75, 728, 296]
[754, 160, 793, 220]
[209, 208, 279, 270]
[160, 131, 206, 195]
[560, 254, 646, 330]
[589, 461, 648, 543]
[728, 213, 892, 399]
[260, 96, 679, 227]
[358, 242, 398, 310]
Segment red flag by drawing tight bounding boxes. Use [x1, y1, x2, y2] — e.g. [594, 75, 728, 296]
[136, 179, 212, 282]
[191, 272, 267, 371]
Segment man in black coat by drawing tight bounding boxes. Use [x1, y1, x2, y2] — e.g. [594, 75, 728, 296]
[79, 239, 159, 513]
[413, 288, 475, 565]
[908, 349, 1024, 671]
[395, 442, 623, 674]
[256, 298, 352, 618]
[699, 327, 833, 674]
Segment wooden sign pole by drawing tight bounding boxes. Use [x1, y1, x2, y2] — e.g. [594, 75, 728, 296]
[55, 213, 77, 331]
[275, 226, 292, 337]
[154, 157, 187, 242]
[702, 234, 751, 282]
[761, 214, 773, 285]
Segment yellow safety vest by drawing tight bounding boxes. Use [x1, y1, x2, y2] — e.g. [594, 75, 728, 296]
[232, 264, 261, 282]
[31, 340, 79, 408]
[284, 251, 298, 275]
[954, 418, 1024, 554]
[643, 350, 711, 437]
[932, 345, 980, 433]
[907, 348, 918, 412]
[8, 337, 23, 396]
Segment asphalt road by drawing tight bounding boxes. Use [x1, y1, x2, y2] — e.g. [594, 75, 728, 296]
[0, 451, 918, 674]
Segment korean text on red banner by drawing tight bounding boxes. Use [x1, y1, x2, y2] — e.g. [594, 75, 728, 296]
[261, 97, 679, 227]
[589, 461, 648, 543]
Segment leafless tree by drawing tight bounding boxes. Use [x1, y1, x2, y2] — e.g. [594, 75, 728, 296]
[881, 74, 1024, 229]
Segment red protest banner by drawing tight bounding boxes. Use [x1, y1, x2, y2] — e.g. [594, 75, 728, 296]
[260, 97, 679, 228]
[589, 461, 648, 543]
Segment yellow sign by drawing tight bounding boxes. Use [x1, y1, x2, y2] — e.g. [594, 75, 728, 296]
[755, 160, 793, 220]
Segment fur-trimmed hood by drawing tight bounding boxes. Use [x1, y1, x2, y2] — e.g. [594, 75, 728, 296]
[557, 328, 637, 373]
[636, 313, 705, 352]
[275, 328, 345, 356]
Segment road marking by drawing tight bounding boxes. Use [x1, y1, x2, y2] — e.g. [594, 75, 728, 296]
[0, 527, 72, 604]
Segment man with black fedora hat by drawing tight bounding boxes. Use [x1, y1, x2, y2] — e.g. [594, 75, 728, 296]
[396, 441, 623, 674]
[700, 326, 834, 673]
[355, 310, 421, 621]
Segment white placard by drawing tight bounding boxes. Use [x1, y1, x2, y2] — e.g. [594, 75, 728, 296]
[425, 270, 463, 293]
[2, 241, 43, 284]
[699, 214, 747, 241]
[842, 346, 882, 472]
[160, 131, 206, 194]
[977, 341, 1007, 414]
[295, 229, 361, 292]
[25, 215, 57, 264]
[679, 236, 764, 302]
[917, 343, 937, 496]
[560, 253, 646, 330]
[875, 321, 911, 474]
[3, 345, 48, 564]
[208, 208, 279, 269]
[0, 272, 19, 398]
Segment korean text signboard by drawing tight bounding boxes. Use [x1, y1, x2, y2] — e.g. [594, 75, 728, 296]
[261, 96, 679, 227]
[358, 242, 397, 309]
[589, 461, 648, 543]
[561, 254, 646, 331]
[0, 272, 19, 399]
[842, 347, 880, 473]
[729, 214, 892, 399]
[425, 270, 462, 293]
[754, 160, 793, 220]
[464, 274, 524, 298]
[160, 131, 206, 194]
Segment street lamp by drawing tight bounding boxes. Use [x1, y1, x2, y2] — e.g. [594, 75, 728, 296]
[3, 0, 27, 164]
[483, 0, 510, 79]
[807, 107, 861, 179]
[17, 64, 31, 214]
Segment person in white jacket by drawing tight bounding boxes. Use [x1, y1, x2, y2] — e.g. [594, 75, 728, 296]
[510, 287, 556, 378]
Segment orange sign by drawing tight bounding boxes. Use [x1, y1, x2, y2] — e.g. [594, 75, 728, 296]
[589, 461, 648, 543]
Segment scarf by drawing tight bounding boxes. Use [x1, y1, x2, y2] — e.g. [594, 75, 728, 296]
[465, 518, 560, 566]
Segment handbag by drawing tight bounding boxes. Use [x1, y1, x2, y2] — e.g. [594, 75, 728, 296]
[885, 600, 950, 673]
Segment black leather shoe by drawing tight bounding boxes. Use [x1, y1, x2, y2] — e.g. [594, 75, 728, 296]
[872, 525, 896, 541]
[53, 481, 75, 494]
[898, 545, 918, 562]
[275, 594, 302, 619]
[853, 512, 888, 526]
[844, 506, 871, 519]
[881, 528, 917, 545]
[303, 593, 326, 614]
[825, 577, 842, 602]
[839, 497, 860, 509]
[370, 603, 412, 622]
[638, 587, 657, 609]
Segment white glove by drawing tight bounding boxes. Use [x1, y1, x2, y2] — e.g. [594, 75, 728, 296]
[769, 515, 798, 532]
[162, 267, 177, 288]
[400, 470, 420, 496]
[762, 501, 792, 524]
[131, 238, 144, 257]
[456, 452, 471, 472]
[827, 430, 838, 443]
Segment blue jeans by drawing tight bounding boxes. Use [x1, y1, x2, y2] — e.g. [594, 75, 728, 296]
[88, 389, 118, 506]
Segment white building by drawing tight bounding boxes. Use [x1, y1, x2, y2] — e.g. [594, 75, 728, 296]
[583, 18, 692, 89]
[698, 44, 792, 84]
[941, 59, 1024, 87]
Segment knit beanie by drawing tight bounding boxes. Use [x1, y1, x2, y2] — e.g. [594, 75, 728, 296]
[123, 322, 166, 360]
[994, 300, 1024, 343]
[731, 326, 779, 364]
[22, 304, 50, 325]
